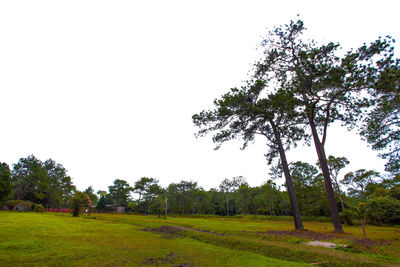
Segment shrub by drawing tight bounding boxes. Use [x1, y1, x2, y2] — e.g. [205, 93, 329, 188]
[365, 196, 400, 224]
[126, 202, 137, 213]
[3, 200, 34, 211]
[71, 191, 91, 217]
[33, 203, 44, 212]
[340, 209, 355, 225]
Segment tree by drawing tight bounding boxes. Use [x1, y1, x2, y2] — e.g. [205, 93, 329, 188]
[231, 176, 247, 215]
[260, 181, 280, 215]
[208, 188, 225, 215]
[96, 195, 107, 210]
[97, 190, 107, 197]
[219, 178, 234, 216]
[0, 162, 12, 202]
[11, 155, 48, 202]
[359, 39, 400, 175]
[248, 186, 263, 215]
[146, 182, 164, 213]
[168, 180, 198, 215]
[71, 191, 91, 217]
[237, 183, 251, 215]
[10, 155, 75, 208]
[84, 186, 99, 206]
[108, 179, 132, 205]
[319, 156, 349, 211]
[341, 169, 380, 200]
[149, 194, 166, 218]
[253, 19, 395, 232]
[193, 80, 305, 229]
[290, 161, 329, 216]
[134, 177, 156, 204]
[133, 177, 160, 214]
[365, 188, 400, 225]
[190, 188, 212, 214]
[43, 159, 75, 208]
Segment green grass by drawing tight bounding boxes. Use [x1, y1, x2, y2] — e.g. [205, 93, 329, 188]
[0, 212, 306, 266]
[0, 212, 399, 266]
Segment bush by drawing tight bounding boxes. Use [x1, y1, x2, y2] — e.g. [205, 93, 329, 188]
[340, 209, 355, 225]
[71, 191, 91, 217]
[126, 202, 137, 213]
[3, 200, 34, 211]
[365, 196, 400, 225]
[33, 203, 44, 212]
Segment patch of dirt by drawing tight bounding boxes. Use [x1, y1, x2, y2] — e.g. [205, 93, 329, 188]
[249, 230, 391, 246]
[143, 225, 227, 238]
[353, 238, 391, 246]
[142, 252, 179, 265]
[266, 230, 336, 240]
[187, 227, 227, 236]
[143, 226, 185, 238]
[142, 252, 194, 266]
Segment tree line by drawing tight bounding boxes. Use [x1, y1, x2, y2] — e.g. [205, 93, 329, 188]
[1, 154, 399, 224]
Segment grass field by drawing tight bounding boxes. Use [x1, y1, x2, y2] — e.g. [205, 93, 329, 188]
[0, 212, 399, 266]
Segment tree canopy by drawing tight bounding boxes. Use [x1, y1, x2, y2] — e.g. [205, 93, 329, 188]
[0, 162, 12, 202]
[11, 155, 75, 208]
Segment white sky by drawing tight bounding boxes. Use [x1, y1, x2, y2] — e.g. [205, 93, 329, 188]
[1, 0, 399, 192]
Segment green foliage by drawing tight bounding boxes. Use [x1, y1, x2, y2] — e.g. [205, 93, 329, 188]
[365, 195, 400, 224]
[287, 237, 303, 245]
[322, 156, 349, 211]
[168, 180, 199, 215]
[335, 242, 356, 253]
[289, 161, 329, 216]
[33, 203, 44, 212]
[71, 191, 91, 217]
[126, 201, 137, 212]
[0, 162, 12, 202]
[96, 195, 108, 210]
[341, 169, 380, 200]
[84, 186, 98, 205]
[340, 209, 355, 225]
[359, 40, 400, 175]
[133, 177, 161, 214]
[10, 155, 75, 208]
[149, 195, 165, 217]
[42, 159, 75, 208]
[1, 200, 44, 213]
[108, 179, 132, 205]
[389, 184, 400, 200]
[4, 199, 34, 211]
[254, 19, 397, 233]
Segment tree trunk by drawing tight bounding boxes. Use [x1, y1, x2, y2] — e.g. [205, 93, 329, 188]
[235, 198, 238, 215]
[271, 122, 304, 230]
[336, 184, 345, 212]
[164, 196, 167, 219]
[308, 119, 344, 233]
[226, 195, 229, 216]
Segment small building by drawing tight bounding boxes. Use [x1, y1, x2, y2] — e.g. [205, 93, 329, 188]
[105, 204, 126, 213]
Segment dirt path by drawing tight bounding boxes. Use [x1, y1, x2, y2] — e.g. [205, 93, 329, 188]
[144, 225, 228, 237]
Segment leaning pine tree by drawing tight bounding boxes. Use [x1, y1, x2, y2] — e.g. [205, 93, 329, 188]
[193, 80, 306, 230]
[254, 20, 396, 232]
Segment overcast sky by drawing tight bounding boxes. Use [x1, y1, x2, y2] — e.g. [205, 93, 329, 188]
[1, 0, 399, 192]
